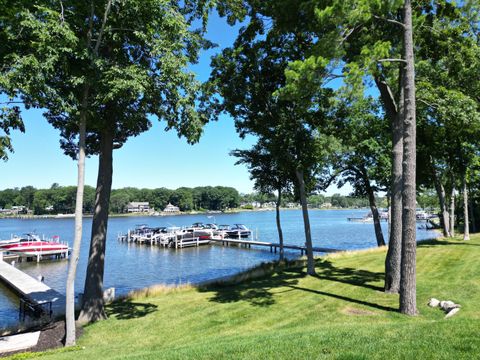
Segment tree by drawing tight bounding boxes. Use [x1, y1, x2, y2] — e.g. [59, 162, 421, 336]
[232, 139, 292, 260]
[334, 97, 390, 247]
[399, 0, 417, 316]
[3, 0, 238, 325]
[211, 23, 338, 275]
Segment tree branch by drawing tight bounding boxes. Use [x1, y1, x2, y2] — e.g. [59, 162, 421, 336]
[59, 0, 65, 24]
[378, 58, 407, 64]
[418, 98, 440, 109]
[372, 15, 405, 29]
[374, 74, 398, 121]
[340, 25, 362, 44]
[94, 0, 113, 55]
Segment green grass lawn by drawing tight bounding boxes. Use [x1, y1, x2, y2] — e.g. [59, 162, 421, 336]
[13, 235, 480, 359]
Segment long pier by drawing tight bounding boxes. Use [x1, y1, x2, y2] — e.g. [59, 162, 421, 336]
[0, 257, 65, 317]
[209, 238, 341, 255]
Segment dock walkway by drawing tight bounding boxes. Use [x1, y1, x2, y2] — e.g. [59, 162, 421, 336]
[209, 238, 341, 255]
[0, 259, 65, 316]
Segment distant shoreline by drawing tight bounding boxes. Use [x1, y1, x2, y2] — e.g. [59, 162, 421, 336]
[0, 207, 371, 220]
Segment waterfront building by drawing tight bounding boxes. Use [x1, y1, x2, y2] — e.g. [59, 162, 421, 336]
[163, 203, 180, 213]
[127, 202, 151, 213]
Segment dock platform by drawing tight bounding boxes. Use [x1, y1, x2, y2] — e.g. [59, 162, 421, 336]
[209, 238, 341, 255]
[0, 260, 65, 316]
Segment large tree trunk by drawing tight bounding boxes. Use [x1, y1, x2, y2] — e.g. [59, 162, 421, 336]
[469, 191, 476, 233]
[275, 188, 284, 261]
[450, 183, 455, 237]
[78, 128, 114, 324]
[65, 105, 87, 346]
[400, 0, 417, 316]
[378, 68, 403, 293]
[363, 169, 385, 247]
[431, 160, 450, 237]
[385, 74, 403, 292]
[463, 172, 470, 240]
[295, 168, 315, 275]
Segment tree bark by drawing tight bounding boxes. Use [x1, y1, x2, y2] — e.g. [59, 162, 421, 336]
[431, 160, 450, 237]
[463, 172, 470, 240]
[450, 183, 455, 237]
[65, 99, 87, 346]
[295, 168, 315, 275]
[399, 0, 417, 316]
[385, 68, 403, 293]
[469, 190, 476, 233]
[78, 128, 114, 324]
[363, 169, 385, 247]
[275, 188, 284, 261]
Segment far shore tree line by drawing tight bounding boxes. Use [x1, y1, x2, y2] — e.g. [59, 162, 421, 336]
[2, 0, 480, 345]
[0, 185, 408, 214]
[0, 185, 240, 213]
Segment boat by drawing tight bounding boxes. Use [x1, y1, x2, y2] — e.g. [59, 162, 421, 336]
[184, 223, 216, 240]
[347, 211, 388, 222]
[416, 210, 435, 220]
[225, 224, 252, 239]
[0, 234, 69, 257]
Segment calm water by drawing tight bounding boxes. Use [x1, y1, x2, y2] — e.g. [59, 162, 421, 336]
[0, 209, 437, 328]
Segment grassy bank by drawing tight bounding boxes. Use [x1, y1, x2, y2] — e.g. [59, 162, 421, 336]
[12, 235, 480, 359]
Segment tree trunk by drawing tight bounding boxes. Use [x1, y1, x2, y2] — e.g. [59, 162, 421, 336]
[275, 188, 284, 261]
[65, 102, 87, 346]
[450, 183, 455, 237]
[463, 172, 470, 240]
[385, 69, 403, 293]
[431, 160, 450, 237]
[469, 191, 476, 233]
[78, 128, 114, 324]
[295, 168, 315, 275]
[363, 169, 385, 246]
[399, 0, 417, 316]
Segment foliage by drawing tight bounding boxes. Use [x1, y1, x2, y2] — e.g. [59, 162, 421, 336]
[0, 185, 240, 214]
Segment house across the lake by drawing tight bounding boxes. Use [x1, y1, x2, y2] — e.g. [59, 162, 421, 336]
[127, 202, 151, 213]
[163, 203, 180, 213]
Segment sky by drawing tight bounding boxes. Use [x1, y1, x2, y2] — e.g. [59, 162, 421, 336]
[0, 11, 351, 196]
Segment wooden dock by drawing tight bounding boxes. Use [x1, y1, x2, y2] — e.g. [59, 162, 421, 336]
[174, 237, 211, 249]
[209, 238, 341, 255]
[0, 259, 65, 317]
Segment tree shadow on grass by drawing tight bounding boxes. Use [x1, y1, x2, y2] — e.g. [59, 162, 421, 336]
[106, 299, 158, 320]
[199, 269, 304, 307]
[418, 239, 480, 247]
[286, 285, 397, 312]
[200, 260, 393, 311]
[313, 259, 385, 292]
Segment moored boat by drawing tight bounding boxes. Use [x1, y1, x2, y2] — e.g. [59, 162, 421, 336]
[0, 234, 69, 258]
[225, 224, 252, 239]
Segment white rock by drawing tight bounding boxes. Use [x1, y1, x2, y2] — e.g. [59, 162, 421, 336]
[103, 287, 115, 303]
[445, 307, 460, 318]
[440, 300, 461, 312]
[428, 298, 440, 307]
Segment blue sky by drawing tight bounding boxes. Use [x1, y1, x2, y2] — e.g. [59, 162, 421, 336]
[1, 11, 350, 195]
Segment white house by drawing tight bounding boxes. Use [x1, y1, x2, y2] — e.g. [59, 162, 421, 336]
[127, 202, 150, 213]
[163, 203, 180, 213]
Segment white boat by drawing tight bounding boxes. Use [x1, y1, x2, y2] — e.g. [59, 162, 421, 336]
[225, 224, 252, 239]
[184, 223, 216, 240]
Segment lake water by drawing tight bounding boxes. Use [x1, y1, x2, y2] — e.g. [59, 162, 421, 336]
[0, 209, 438, 328]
